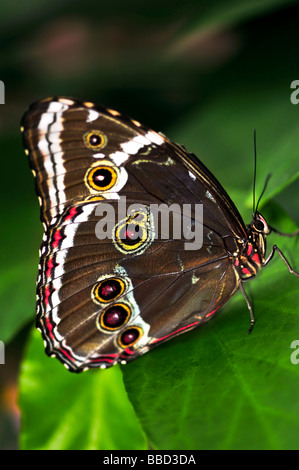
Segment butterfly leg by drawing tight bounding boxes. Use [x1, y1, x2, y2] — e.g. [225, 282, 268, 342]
[238, 279, 255, 334]
[264, 245, 299, 277]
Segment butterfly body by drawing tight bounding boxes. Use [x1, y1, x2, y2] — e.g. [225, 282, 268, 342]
[21, 97, 295, 372]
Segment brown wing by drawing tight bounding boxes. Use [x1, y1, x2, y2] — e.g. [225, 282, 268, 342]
[22, 97, 247, 240]
[36, 200, 238, 372]
[22, 97, 243, 372]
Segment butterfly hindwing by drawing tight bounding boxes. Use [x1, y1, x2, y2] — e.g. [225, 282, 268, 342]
[37, 199, 237, 371]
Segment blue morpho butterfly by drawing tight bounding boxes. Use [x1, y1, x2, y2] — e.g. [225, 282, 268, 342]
[21, 97, 299, 372]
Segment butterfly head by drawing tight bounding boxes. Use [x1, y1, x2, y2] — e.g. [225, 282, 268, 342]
[234, 213, 271, 280]
[247, 212, 271, 257]
[251, 212, 271, 236]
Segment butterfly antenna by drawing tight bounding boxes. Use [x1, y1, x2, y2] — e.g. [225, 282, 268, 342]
[252, 129, 257, 217]
[255, 173, 272, 215]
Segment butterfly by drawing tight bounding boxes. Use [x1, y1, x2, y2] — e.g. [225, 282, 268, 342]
[21, 97, 299, 372]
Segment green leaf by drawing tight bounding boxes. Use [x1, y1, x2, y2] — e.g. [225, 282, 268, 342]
[123, 209, 299, 450]
[19, 328, 147, 450]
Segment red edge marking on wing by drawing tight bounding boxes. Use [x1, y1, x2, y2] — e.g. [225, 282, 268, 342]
[46, 257, 54, 278]
[45, 317, 54, 340]
[205, 293, 231, 319]
[206, 304, 223, 318]
[151, 321, 199, 344]
[52, 229, 62, 248]
[59, 347, 75, 362]
[65, 206, 77, 221]
[44, 285, 51, 306]
[152, 295, 231, 345]
[90, 355, 118, 364]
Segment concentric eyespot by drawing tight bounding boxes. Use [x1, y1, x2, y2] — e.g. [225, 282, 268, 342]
[118, 327, 143, 348]
[113, 209, 154, 255]
[98, 303, 131, 331]
[116, 218, 148, 250]
[83, 130, 107, 149]
[85, 165, 118, 191]
[92, 277, 126, 304]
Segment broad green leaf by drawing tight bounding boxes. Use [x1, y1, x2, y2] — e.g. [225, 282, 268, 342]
[19, 328, 147, 450]
[123, 208, 299, 450]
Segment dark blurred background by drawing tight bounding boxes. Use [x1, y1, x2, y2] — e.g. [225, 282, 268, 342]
[1, 0, 299, 449]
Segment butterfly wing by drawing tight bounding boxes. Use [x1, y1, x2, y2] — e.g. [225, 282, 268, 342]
[22, 97, 245, 372]
[36, 200, 238, 371]
[22, 97, 247, 238]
